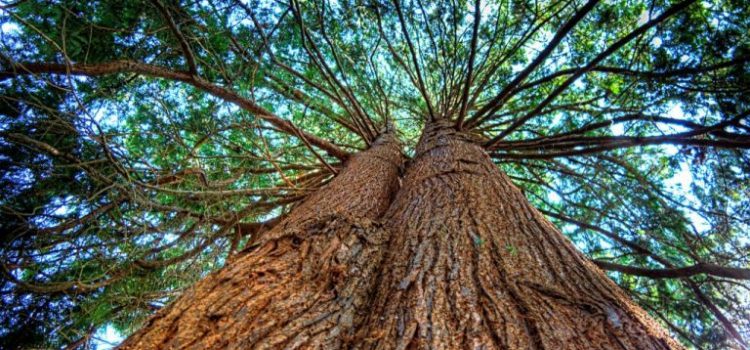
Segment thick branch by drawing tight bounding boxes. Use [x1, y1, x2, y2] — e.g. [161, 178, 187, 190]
[594, 260, 750, 280]
[517, 54, 750, 91]
[543, 209, 748, 347]
[484, 0, 698, 146]
[393, 0, 437, 120]
[490, 108, 749, 158]
[467, 0, 600, 128]
[0, 60, 350, 160]
[493, 137, 750, 159]
[455, 0, 482, 129]
[149, 0, 198, 74]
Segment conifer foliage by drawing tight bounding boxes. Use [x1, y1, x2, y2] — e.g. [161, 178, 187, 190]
[1, 0, 749, 348]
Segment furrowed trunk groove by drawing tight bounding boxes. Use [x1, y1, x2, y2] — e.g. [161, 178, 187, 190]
[354, 120, 681, 349]
[119, 134, 403, 350]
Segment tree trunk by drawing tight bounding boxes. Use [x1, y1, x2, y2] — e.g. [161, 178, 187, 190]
[119, 134, 404, 350]
[353, 120, 682, 349]
[120, 121, 682, 350]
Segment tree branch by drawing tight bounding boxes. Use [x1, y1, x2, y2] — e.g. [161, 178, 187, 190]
[393, 0, 437, 120]
[467, 0, 600, 128]
[516, 54, 750, 92]
[455, 0, 482, 129]
[149, 0, 198, 75]
[484, 0, 698, 146]
[0, 60, 350, 160]
[593, 260, 750, 280]
[542, 209, 748, 347]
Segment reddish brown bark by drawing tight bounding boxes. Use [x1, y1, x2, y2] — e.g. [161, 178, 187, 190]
[354, 120, 682, 349]
[118, 134, 403, 349]
[120, 121, 683, 349]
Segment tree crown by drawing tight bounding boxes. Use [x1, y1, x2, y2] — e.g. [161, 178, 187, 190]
[0, 0, 748, 348]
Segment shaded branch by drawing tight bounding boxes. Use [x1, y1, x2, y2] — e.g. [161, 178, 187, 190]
[490, 110, 750, 158]
[593, 260, 750, 280]
[484, 0, 698, 146]
[542, 209, 748, 347]
[0, 60, 350, 160]
[455, 0, 482, 129]
[393, 0, 436, 120]
[149, 0, 198, 75]
[518, 54, 750, 92]
[467, 0, 600, 128]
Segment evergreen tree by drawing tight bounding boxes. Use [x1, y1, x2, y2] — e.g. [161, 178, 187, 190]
[1, 0, 748, 348]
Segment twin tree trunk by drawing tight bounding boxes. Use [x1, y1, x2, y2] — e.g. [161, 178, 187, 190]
[120, 121, 682, 349]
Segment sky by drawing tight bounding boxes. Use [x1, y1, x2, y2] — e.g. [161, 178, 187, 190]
[93, 325, 124, 350]
[1, 9, 746, 348]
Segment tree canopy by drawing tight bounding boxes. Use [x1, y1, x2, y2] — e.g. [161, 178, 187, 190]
[0, 0, 748, 348]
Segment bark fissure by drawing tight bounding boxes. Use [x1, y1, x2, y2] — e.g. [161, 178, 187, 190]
[120, 121, 683, 349]
[119, 134, 404, 350]
[355, 120, 682, 350]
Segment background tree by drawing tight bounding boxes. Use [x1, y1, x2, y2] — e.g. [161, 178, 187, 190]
[0, 0, 748, 349]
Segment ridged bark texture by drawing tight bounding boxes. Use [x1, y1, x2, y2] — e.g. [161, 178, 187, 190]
[354, 120, 682, 350]
[119, 134, 403, 350]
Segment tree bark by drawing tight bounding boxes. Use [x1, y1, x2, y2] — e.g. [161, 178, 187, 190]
[120, 120, 683, 349]
[118, 133, 403, 350]
[354, 119, 682, 349]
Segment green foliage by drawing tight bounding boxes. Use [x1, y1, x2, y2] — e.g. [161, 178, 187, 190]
[1, 0, 748, 349]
